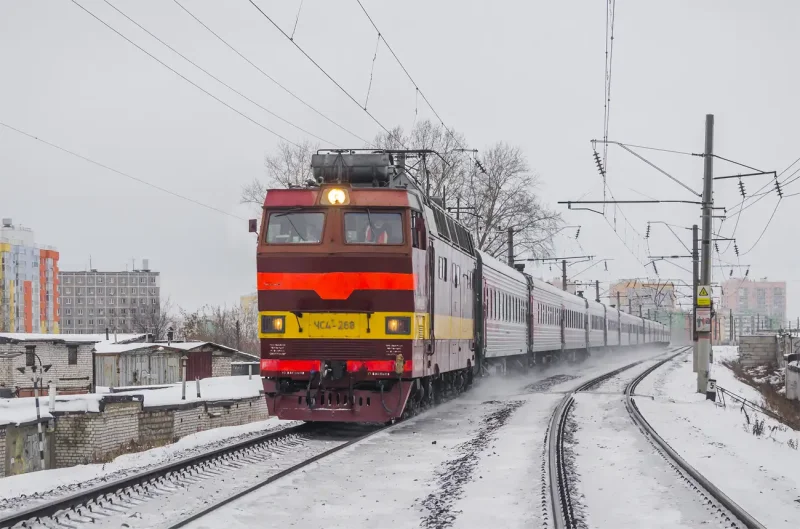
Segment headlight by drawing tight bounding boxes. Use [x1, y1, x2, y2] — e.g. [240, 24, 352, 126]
[261, 315, 285, 334]
[327, 188, 346, 205]
[385, 316, 411, 335]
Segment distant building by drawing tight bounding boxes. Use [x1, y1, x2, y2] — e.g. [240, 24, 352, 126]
[609, 280, 676, 318]
[0, 218, 60, 334]
[58, 260, 160, 335]
[721, 277, 786, 336]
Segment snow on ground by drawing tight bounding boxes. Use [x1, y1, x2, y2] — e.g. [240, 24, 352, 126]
[182, 346, 671, 529]
[0, 416, 295, 511]
[0, 376, 264, 426]
[637, 346, 800, 529]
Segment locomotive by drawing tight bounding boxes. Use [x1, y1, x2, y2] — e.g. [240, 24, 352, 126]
[253, 150, 668, 423]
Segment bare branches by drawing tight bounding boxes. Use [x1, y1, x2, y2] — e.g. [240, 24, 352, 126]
[240, 139, 319, 208]
[458, 142, 562, 261]
[179, 303, 258, 355]
[130, 296, 176, 340]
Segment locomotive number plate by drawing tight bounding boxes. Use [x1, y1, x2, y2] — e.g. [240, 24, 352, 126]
[308, 315, 359, 337]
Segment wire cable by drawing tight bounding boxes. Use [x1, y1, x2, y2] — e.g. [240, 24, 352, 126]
[740, 198, 781, 256]
[354, 0, 457, 143]
[246, 0, 404, 146]
[173, 0, 370, 145]
[103, 0, 336, 146]
[0, 120, 244, 220]
[70, 0, 301, 147]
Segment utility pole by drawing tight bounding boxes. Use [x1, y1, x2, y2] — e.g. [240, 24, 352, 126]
[508, 227, 514, 267]
[697, 114, 714, 393]
[595, 280, 600, 303]
[562, 259, 567, 291]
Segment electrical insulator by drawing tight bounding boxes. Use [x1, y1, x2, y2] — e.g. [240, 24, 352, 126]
[604, 261, 608, 271]
[575, 227, 581, 239]
[645, 223, 651, 239]
[738, 178, 746, 198]
[734, 243, 739, 256]
[475, 160, 487, 174]
[715, 242, 719, 253]
[730, 269, 733, 276]
[775, 179, 783, 198]
[653, 261, 658, 275]
[593, 150, 605, 177]
[745, 267, 750, 277]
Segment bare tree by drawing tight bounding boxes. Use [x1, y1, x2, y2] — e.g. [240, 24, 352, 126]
[131, 297, 176, 340]
[179, 303, 258, 356]
[371, 120, 470, 200]
[457, 143, 562, 261]
[241, 139, 319, 207]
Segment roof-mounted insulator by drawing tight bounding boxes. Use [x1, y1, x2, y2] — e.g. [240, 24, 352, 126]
[652, 261, 658, 275]
[475, 160, 487, 174]
[745, 267, 750, 277]
[730, 269, 733, 276]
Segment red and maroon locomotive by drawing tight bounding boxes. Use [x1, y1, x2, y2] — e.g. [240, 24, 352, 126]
[256, 151, 476, 423]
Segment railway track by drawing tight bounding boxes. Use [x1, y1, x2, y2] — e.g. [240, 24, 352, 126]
[0, 422, 386, 529]
[624, 349, 767, 529]
[544, 353, 662, 529]
[545, 346, 767, 529]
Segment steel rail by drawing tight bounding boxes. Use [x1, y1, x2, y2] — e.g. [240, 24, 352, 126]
[0, 422, 307, 528]
[546, 348, 678, 528]
[624, 348, 767, 529]
[165, 423, 389, 528]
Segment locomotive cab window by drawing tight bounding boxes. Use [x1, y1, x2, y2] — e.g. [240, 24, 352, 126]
[266, 211, 325, 244]
[344, 211, 404, 244]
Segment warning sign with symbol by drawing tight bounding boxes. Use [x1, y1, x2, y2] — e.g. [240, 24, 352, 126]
[697, 285, 711, 307]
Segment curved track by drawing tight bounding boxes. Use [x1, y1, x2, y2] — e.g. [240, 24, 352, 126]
[546, 355, 659, 528]
[624, 349, 767, 529]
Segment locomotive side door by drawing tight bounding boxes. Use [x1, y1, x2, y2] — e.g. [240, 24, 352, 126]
[427, 241, 436, 376]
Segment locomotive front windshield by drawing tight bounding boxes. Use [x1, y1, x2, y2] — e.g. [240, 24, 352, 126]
[266, 211, 324, 244]
[344, 211, 403, 244]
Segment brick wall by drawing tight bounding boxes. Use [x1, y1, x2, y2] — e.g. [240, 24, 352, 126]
[138, 409, 175, 446]
[738, 336, 780, 367]
[49, 394, 268, 469]
[211, 355, 231, 378]
[0, 427, 6, 478]
[0, 340, 93, 394]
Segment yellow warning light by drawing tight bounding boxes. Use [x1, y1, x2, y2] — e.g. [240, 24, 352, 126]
[326, 188, 347, 205]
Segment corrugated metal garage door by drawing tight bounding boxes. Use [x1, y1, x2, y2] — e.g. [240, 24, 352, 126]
[186, 351, 212, 380]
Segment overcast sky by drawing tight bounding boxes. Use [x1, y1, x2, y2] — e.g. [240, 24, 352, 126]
[2, 1, 799, 318]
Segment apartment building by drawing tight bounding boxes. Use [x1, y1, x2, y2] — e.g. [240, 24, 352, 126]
[0, 218, 59, 333]
[721, 277, 786, 336]
[58, 259, 160, 335]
